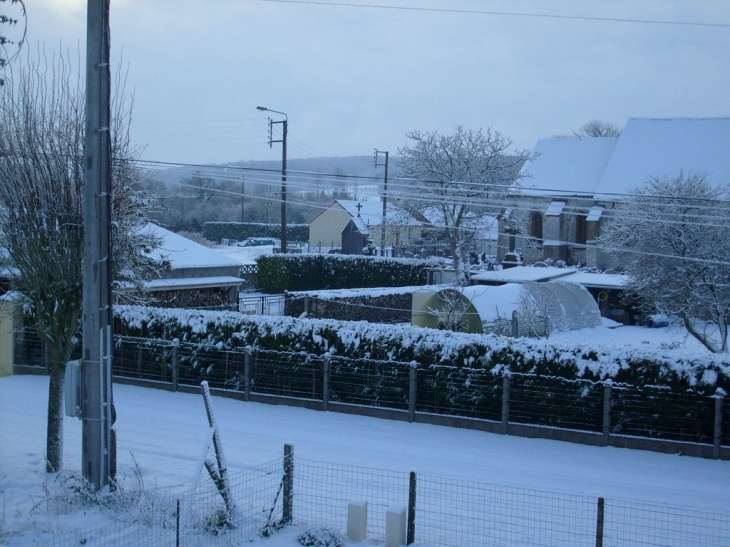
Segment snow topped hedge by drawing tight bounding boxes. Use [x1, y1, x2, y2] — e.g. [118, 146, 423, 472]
[115, 305, 730, 394]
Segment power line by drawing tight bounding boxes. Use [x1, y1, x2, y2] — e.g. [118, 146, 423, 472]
[253, 0, 730, 28]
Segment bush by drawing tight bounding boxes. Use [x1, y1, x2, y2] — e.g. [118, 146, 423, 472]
[257, 254, 440, 292]
[202, 222, 308, 243]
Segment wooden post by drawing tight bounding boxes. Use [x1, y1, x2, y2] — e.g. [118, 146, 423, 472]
[595, 497, 605, 547]
[283, 444, 294, 524]
[602, 382, 612, 447]
[407, 471, 416, 545]
[323, 355, 330, 411]
[501, 372, 511, 434]
[171, 340, 179, 393]
[409, 364, 417, 423]
[713, 390, 724, 460]
[244, 348, 251, 402]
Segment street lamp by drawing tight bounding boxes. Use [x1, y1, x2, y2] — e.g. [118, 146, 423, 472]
[256, 106, 288, 254]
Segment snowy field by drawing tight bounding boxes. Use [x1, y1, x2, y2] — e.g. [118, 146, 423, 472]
[2, 360, 729, 546]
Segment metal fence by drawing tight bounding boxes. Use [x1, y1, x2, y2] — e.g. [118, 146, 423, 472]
[13, 330, 730, 457]
[39, 447, 730, 547]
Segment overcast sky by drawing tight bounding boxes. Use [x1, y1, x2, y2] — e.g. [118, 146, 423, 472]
[16, 0, 730, 165]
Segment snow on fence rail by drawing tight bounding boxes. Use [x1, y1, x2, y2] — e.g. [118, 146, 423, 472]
[39, 446, 730, 547]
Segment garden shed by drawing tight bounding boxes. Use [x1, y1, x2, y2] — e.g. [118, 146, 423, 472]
[412, 282, 601, 336]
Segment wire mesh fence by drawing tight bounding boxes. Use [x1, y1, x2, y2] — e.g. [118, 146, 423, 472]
[13, 330, 729, 457]
[37, 449, 730, 547]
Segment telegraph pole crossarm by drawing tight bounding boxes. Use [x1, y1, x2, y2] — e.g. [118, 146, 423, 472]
[257, 106, 288, 254]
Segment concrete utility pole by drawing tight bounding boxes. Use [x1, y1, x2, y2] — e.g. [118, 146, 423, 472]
[374, 149, 389, 256]
[82, 0, 114, 490]
[257, 106, 288, 253]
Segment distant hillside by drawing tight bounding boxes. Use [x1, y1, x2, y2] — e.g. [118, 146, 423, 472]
[146, 156, 398, 194]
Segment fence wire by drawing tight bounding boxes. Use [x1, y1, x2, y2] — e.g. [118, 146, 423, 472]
[37, 453, 730, 547]
[603, 498, 730, 547]
[415, 475, 596, 547]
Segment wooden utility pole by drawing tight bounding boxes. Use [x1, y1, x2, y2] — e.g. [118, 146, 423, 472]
[375, 150, 389, 256]
[82, 0, 114, 490]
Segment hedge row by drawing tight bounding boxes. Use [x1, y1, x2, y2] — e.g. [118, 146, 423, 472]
[256, 254, 443, 293]
[202, 222, 309, 243]
[114, 305, 730, 396]
[285, 291, 413, 323]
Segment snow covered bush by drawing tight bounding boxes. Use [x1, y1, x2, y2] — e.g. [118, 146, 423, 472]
[256, 254, 442, 292]
[114, 305, 730, 396]
[202, 221, 309, 244]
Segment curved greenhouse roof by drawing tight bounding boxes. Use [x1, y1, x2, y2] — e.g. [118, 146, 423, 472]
[412, 282, 601, 336]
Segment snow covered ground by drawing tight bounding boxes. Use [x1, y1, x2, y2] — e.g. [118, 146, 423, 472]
[1, 245, 724, 545]
[2, 359, 729, 546]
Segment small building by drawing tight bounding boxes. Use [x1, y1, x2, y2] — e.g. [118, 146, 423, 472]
[308, 199, 428, 254]
[117, 223, 244, 310]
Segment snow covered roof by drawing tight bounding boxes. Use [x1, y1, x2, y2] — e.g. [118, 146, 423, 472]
[594, 117, 730, 198]
[471, 266, 627, 289]
[518, 137, 618, 197]
[329, 199, 427, 232]
[140, 276, 243, 291]
[517, 117, 730, 201]
[139, 223, 244, 270]
[471, 266, 574, 283]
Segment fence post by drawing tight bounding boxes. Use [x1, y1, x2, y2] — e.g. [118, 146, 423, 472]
[409, 363, 417, 423]
[502, 371, 511, 434]
[602, 381, 612, 447]
[304, 295, 311, 318]
[595, 497, 604, 547]
[407, 471, 416, 545]
[244, 348, 251, 402]
[511, 311, 519, 338]
[171, 339, 179, 392]
[323, 355, 330, 411]
[713, 389, 725, 459]
[283, 443, 294, 525]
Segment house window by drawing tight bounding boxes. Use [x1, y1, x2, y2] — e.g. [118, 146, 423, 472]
[575, 215, 587, 245]
[530, 212, 543, 243]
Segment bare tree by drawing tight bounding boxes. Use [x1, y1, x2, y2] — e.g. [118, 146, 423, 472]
[517, 284, 565, 338]
[396, 126, 528, 283]
[0, 51, 160, 472]
[0, 0, 26, 86]
[600, 172, 730, 353]
[573, 119, 622, 138]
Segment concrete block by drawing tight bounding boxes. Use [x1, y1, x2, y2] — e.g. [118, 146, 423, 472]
[347, 501, 368, 541]
[385, 505, 406, 547]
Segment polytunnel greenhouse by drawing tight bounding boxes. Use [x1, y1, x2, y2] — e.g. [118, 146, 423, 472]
[411, 282, 601, 337]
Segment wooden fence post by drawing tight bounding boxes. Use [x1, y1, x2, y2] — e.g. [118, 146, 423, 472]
[171, 339, 179, 392]
[602, 382, 612, 447]
[502, 371, 511, 434]
[407, 471, 416, 545]
[713, 389, 725, 460]
[244, 348, 251, 402]
[595, 497, 605, 547]
[283, 443, 294, 525]
[323, 355, 330, 411]
[409, 363, 417, 423]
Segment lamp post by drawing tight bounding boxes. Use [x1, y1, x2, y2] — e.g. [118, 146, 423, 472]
[256, 106, 288, 253]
